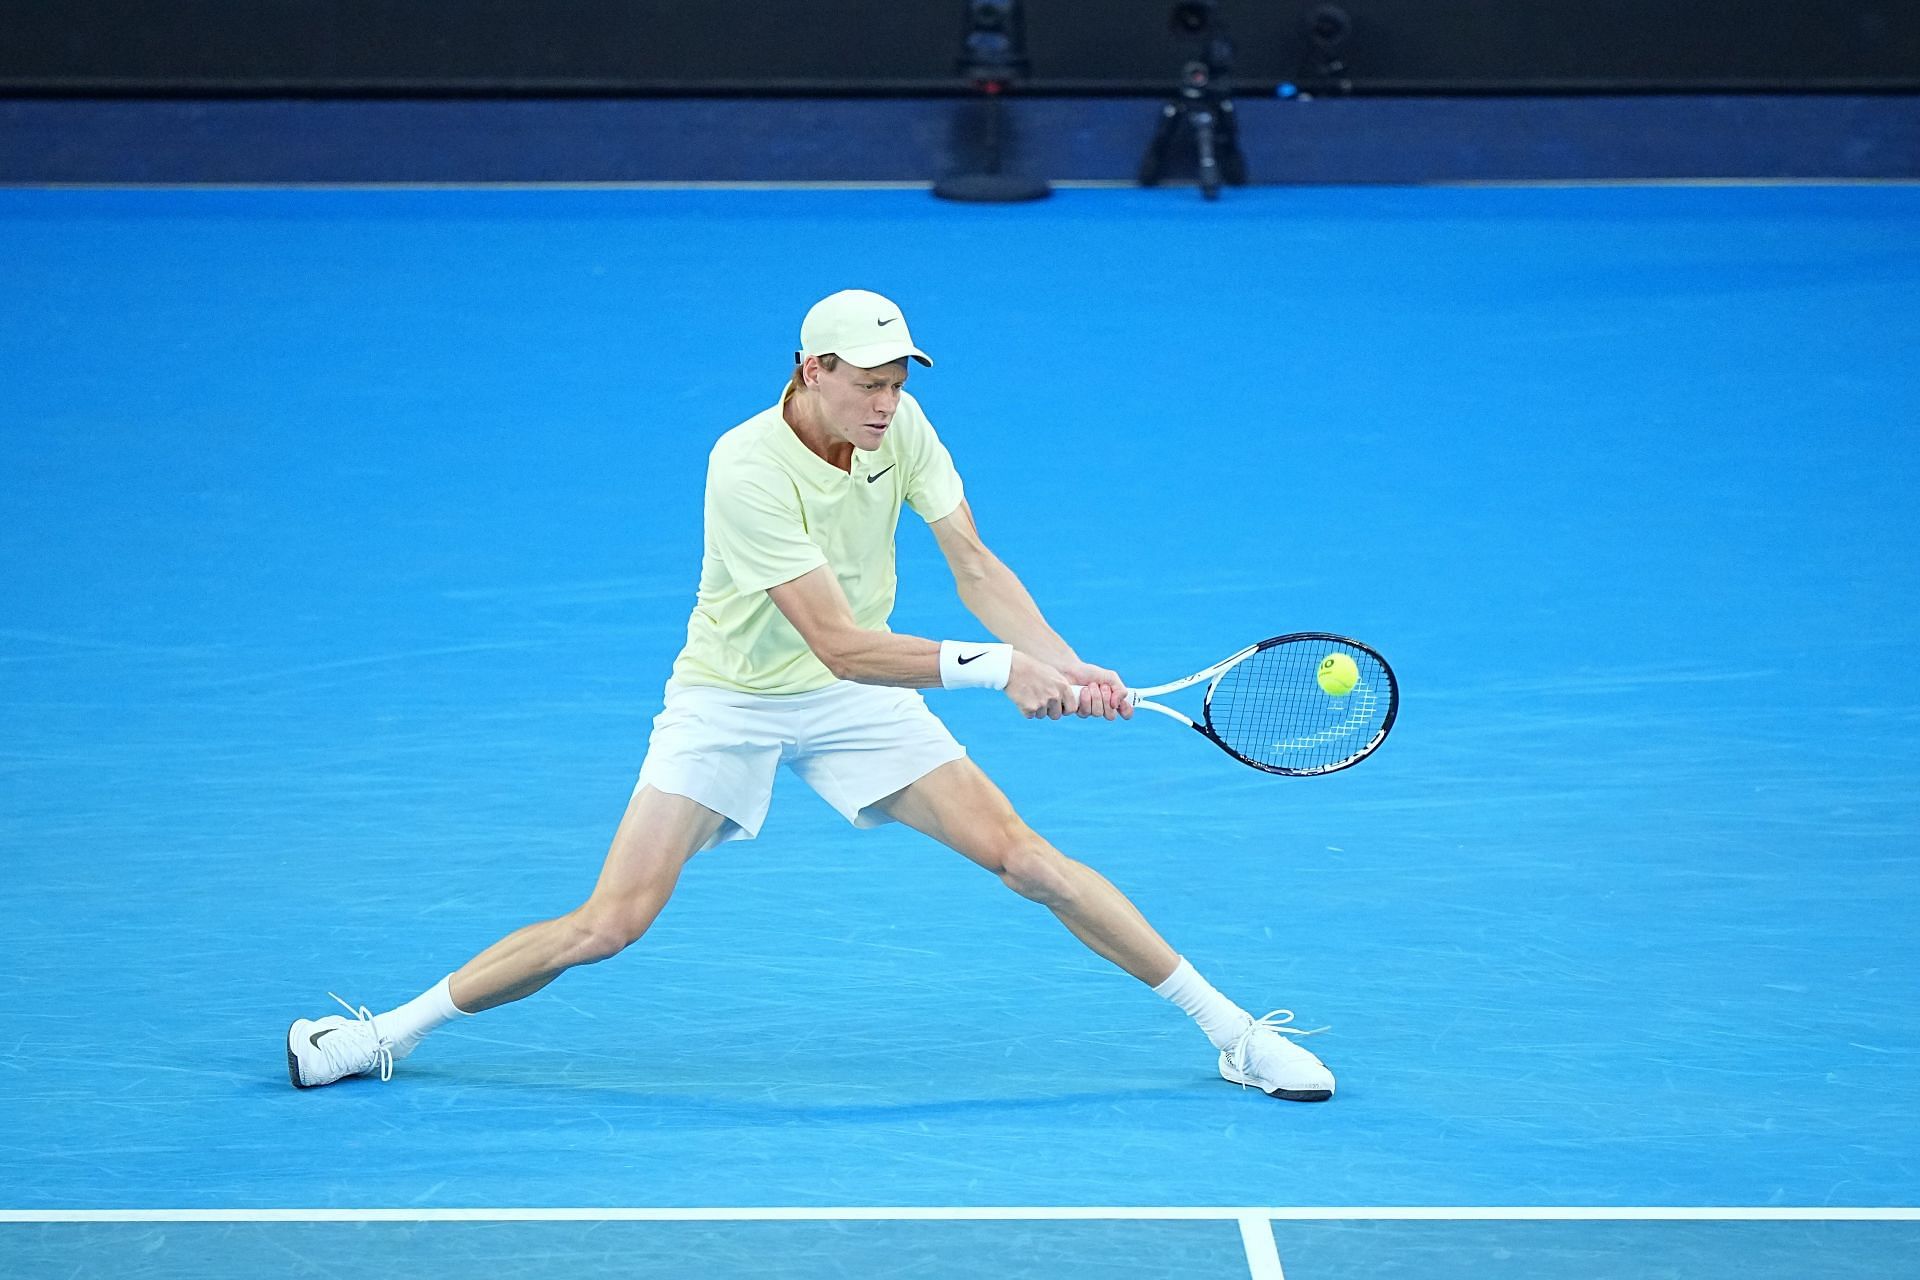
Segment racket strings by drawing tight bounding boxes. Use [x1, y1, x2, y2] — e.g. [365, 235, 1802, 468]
[1205, 641, 1394, 774]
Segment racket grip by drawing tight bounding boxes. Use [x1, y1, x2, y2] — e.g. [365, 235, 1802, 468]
[1067, 683, 1135, 711]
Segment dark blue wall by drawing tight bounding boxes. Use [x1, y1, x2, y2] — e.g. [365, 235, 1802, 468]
[5, 96, 1916, 185]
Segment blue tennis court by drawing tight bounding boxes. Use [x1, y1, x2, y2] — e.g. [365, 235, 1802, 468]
[3, 183, 1917, 1276]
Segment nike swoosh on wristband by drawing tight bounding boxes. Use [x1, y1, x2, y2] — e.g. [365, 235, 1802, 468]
[867, 464, 896, 484]
[308, 1029, 336, 1048]
[957, 652, 986, 664]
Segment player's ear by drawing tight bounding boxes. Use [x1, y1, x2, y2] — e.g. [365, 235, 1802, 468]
[807, 353, 841, 389]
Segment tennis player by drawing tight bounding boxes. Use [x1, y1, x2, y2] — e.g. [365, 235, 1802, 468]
[286, 290, 1334, 1102]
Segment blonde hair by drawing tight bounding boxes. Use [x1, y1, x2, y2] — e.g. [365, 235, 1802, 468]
[782, 352, 840, 405]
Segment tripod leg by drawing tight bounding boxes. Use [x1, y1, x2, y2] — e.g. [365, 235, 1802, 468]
[1139, 102, 1181, 187]
[1217, 98, 1249, 186]
[1190, 106, 1221, 200]
[983, 92, 1006, 176]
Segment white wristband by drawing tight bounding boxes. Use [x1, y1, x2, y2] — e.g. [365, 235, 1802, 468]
[939, 640, 1014, 691]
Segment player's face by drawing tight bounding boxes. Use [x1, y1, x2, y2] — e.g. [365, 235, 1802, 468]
[817, 358, 909, 451]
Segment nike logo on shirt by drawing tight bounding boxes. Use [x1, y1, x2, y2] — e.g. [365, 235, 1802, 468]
[866, 464, 896, 484]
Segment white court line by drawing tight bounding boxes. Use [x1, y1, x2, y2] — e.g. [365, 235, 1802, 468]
[3, 1206, 1918, 1224]
[1239, 1214, 1286, 1280]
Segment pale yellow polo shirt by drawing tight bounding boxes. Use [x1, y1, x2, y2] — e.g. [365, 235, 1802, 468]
[671, 390, 965, 694]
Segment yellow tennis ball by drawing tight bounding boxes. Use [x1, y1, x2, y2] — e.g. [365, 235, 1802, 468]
[1317, 652, 1359, 697]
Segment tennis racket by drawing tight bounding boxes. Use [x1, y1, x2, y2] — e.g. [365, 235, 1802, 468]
[1073, 633, 1398, 776]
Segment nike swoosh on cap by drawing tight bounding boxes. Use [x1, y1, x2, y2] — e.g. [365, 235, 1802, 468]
[877, 317, 897, 326]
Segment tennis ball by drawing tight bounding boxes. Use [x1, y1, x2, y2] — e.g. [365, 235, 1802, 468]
[1317, 652, 1359, 697]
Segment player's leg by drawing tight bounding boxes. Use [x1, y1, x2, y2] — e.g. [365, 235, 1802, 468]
[871, 758, 1335, 1101]
[286, 784, 723, 1089]
[288, 680, 784, 1090]
[448, 784, 726, 1011]
[875, 758, 1177, 982]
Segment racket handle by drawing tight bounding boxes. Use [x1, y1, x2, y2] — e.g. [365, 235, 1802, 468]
[1067, 683, 1136, 711]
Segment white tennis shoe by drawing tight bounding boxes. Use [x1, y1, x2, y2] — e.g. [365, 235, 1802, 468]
[286, 993, 395, 1089]
[1218, 1010, 1335, 1102]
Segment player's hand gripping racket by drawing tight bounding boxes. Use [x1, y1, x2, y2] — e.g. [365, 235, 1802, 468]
[1073, 633, 1398, 776]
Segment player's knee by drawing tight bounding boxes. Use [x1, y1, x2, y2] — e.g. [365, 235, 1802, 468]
[567, 902, 654, 965]
[995, 831, 1075, 907]
[566, 917, 631, 966]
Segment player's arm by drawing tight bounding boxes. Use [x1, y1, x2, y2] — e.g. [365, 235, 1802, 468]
[767, 566, 942, 687]
[928, 500, 1078, 667]
[929, 501, 1130, 719]
[766, 565, 1076, 716]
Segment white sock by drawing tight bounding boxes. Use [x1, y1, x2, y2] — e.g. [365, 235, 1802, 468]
[1153, 956, 1253, 1051]
[373, 975, 468, 1061]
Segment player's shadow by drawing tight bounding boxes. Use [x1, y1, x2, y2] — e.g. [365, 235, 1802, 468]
[257, 1049, 1212, 1126]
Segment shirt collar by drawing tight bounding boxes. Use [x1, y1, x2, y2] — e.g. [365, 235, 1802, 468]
[769, 404, 892, 482]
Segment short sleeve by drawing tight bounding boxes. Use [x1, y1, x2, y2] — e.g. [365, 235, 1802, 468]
[900, 395, 965, 523]
[708, 470, 829, 593]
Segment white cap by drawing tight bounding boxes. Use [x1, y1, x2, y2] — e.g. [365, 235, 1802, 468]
[797, 289, 934, 369]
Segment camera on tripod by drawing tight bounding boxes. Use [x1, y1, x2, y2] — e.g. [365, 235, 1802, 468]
[1303, 3, 1354, 92]
[933, 0, 1051, 202]
[1139, 0, 1247, 199]
[1170, 1, 1234, 80]
[956, 0, 1028, 86]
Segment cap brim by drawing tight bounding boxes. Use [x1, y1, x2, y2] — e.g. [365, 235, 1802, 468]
[825, 340, 933, 369]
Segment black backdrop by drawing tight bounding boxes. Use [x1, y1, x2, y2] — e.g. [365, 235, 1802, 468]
[2, 0, 1917, 95]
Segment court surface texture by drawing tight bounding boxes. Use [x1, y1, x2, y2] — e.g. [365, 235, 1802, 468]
[3, 183, 1917, 1277]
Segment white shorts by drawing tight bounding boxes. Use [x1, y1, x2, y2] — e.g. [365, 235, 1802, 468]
[634, 679, 968, 849]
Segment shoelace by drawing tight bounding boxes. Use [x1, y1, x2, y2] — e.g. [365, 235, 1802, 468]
[1225, 1009, 1329, 1077]
[327, 991, 396, 1082]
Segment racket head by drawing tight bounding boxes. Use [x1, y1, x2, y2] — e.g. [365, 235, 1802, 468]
[1198, 633, 1398, 776]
